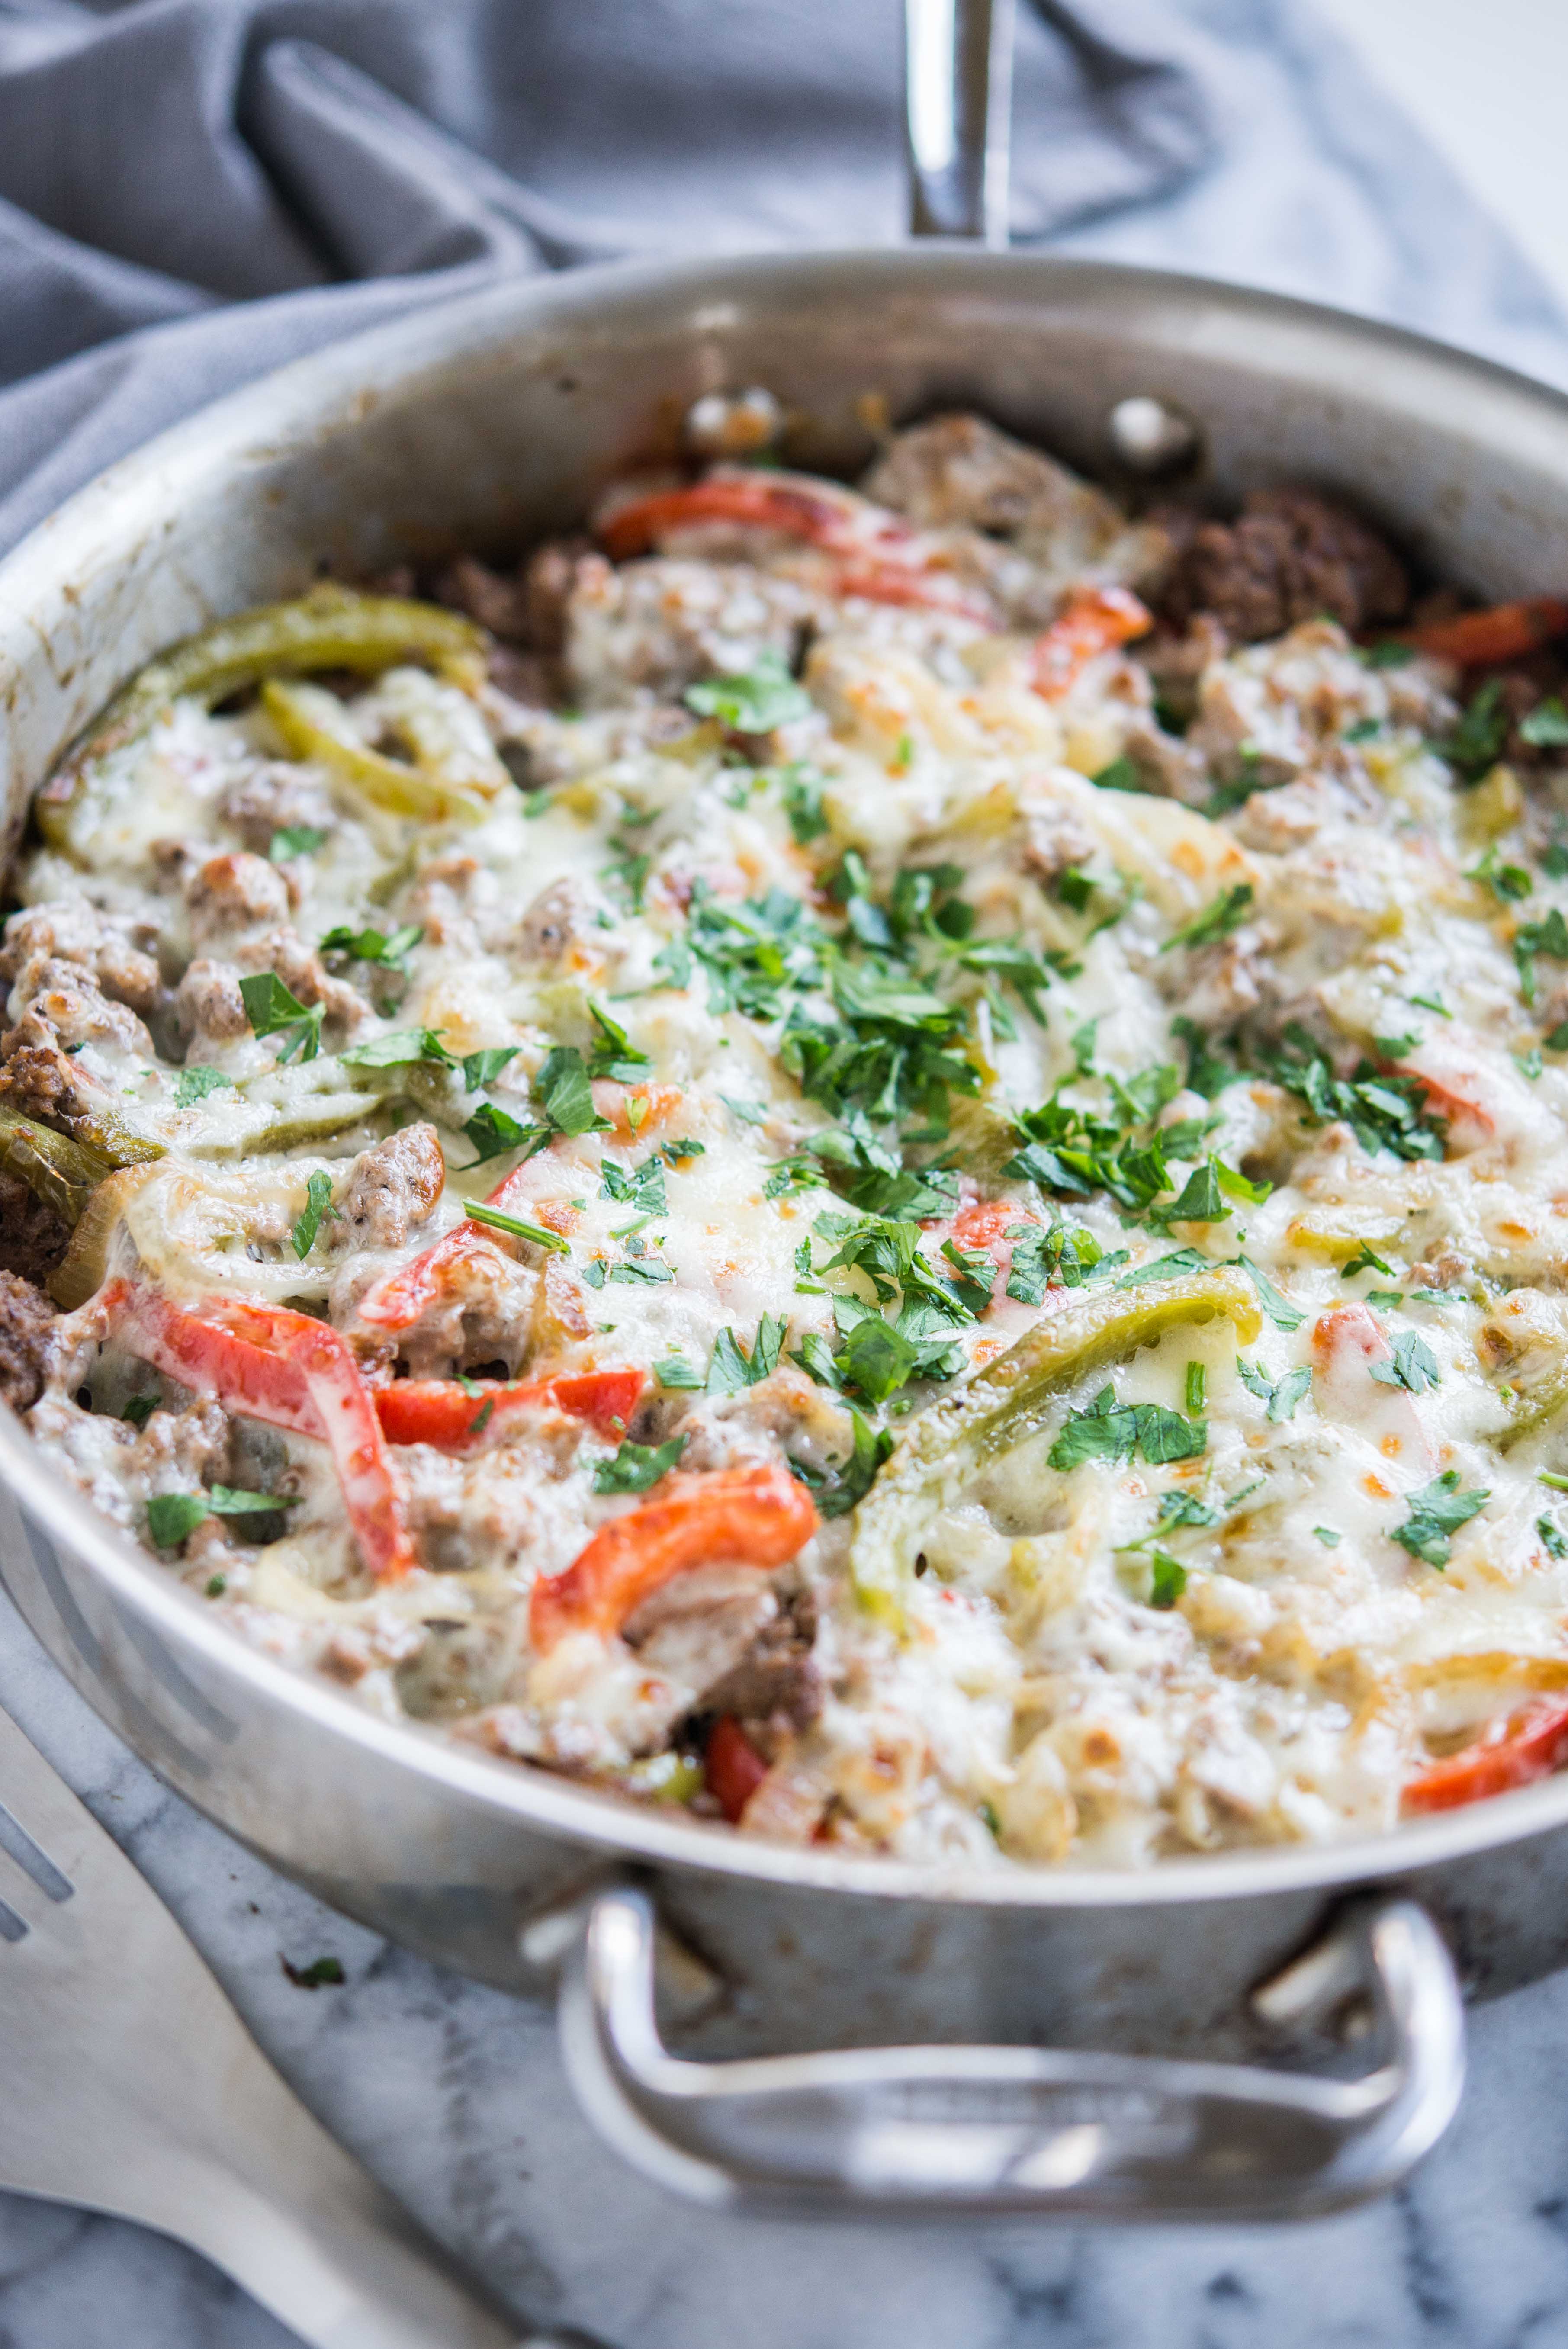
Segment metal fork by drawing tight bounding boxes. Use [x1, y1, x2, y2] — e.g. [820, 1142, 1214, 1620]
[0, 1700, 605, 2349]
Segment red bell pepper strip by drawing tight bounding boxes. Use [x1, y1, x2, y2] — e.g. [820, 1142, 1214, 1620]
[530, 1462, 819, 1652]
[1403, 1694, 1568, 1815]
[705, 1715, 768, 1823]
[1395, 597, 1568, 668]
[596, 472, 993, 622]
[356, 1163, 546, 1334]
[117, 1287, 414, 1581]
[1030, 586, 1152, 701]
[375, 1366, 644, 1449]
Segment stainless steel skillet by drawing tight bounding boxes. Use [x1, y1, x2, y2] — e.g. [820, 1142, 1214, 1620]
[2, 235, 1568, 2221]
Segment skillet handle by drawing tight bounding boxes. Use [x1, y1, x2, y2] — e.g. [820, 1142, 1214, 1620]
[904, 0, 1015, 244]
[553, 1884, 1464, 2220]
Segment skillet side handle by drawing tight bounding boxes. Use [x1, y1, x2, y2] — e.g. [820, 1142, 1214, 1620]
[553, 1886, 1464, 2220]
[904, 0, 1015, 245]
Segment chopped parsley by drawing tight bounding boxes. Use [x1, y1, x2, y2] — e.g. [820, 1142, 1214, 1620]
[787, 1407, 893, 1519]
[340, 1027, 456, 1069]
[174, 1064, 234, 1106]
[1006, 1221, 1107, 1304]
[1160, 884, 1253, 954]
[463, 1104, 550, 1164]
[593, 1435, 687, 1494]
[1048, 1384, 1207, 1472]
[466, 1200, 570, 1255]
[319, 921, 422, 970]
[1391, 1470, 1490, 1568]
[239, 972, 323, 1064]
[653, 1353, 704, 1390]
[1433, 677, 1509, 781]
[1538, 1514, 1568, 1560]
[290, 1169, 337, 1260]
[1513, 907, 1568, 1006]
[269, 824, 328, 861]
[1313, 1525, 1342, 1547]
[1147, 1554, 1188, 1609]
[533, 1045, 609, 1135]
[685, 652, 811, 734]
[148, 1485, 300, 1546]
[600, 1154, 668, 1217]
[121, 1394, 158, 1429]
[707, 1313, 788, 1395]
[1369, 1329, 1441, 1395]
[1263, 1023, 1446, 1162]
[1521, 695, 1568, 748]
[1235, 1359, 1312, 1423]
[779, 766, 829, 843]
[586, 1002, 652, 1083]
[1467, 842, 1531, 903]
[461, 1046, 520, 1090]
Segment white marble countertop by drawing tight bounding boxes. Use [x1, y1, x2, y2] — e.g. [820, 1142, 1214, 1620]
[4, 1571, 1568, 2349]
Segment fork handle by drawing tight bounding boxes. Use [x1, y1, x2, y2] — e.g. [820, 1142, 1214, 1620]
[119, 2116, 594, 2349]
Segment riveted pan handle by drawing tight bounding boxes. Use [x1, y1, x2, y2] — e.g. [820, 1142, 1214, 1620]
[904, 0, 1015, 244]
[552, 1884, 1463, 2219]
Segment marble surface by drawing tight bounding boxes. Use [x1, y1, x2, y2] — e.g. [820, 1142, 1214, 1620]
[6, 1568, 1568, 2349]
[7, 4, 1568, 2341]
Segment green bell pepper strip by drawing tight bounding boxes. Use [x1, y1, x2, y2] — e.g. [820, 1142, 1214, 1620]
[260, 679, 493, 823]
[0, 1103, 116, 1228]
[37, 586, 488, 850]
[848, 1265, 1261, 1631]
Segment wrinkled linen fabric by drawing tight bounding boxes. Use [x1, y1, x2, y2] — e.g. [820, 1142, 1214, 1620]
[0, 0, 1560, 559]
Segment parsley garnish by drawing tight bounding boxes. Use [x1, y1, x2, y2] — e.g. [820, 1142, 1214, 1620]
[780, 767, 829, 843]
[787, 1407, 893, 1518]
[653, 1354, 704, 1389]
[706, 1313, 788, 1395]
[1048, 1384, 1207, 1472]
[1160, 884, 1253, 954]
[1434, 677, 1509, 781]
[1263, 1023, 1446, 1162]
[290, 1169, 337, 1260]
[1391, 1471, 1489, 1568]
[319, 922, 422, 970]
[533, 1045, 609, 1135]
[239, 972, 323, 1064]
[466, 1200, 570, 1255]
[1236, 1359, 1312, 1422]
[461, 1046, 520, 1090]
[1369, 1328, 1441, 1395]
[122, 1394, 158, 1429]
[175, 1064, 234, 1106]
[269, 824, 328, 861]
[685, 652, 811, 734]
[148, 1486, 300, 1546]
[1513, 907, 1568, 1006]
[463, 1105, 550, 1164]
[593, 1435, 687, 1494]
[1468, 842, 1531, 903]
[1539, 1514, 1568, 1560]
[1523, 696, 1568, 748]
[1006, 1221, 1106, 1304]
[600, 1155, 668, 1217]
[340, 1028, 456, 1069]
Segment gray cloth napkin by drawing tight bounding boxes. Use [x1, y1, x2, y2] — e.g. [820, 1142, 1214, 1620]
[0, 0, 1562, 562]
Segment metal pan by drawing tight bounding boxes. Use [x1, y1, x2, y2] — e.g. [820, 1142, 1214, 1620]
[3, 232, 1568, 2217]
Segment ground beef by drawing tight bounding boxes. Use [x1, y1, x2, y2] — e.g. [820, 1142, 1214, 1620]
[333, 1123, 446, 1250]
[430, 553, 531, 643]
[0, 1038, 97, 1134]
[5, 959, 153, 1060]
[1153, 488, 1408, 643]
[0, 901, 162, 1018]
[173, 957, 251, 1046]
[0, 1269, 56, 1410]
[218, 766, 336, 859]
[184, 852, 292, 951]
[0, 1173, 67, 1286]
[625, 1568, 821, 1733]
[513, 876, 602, 964]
